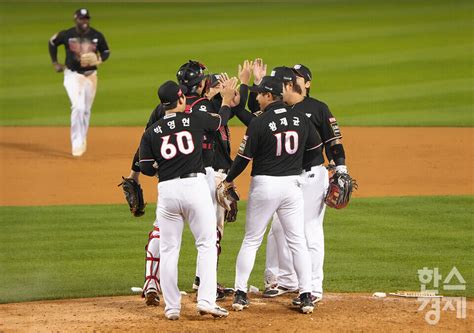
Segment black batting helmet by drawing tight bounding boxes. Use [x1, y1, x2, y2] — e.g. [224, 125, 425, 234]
[176, 60, 208, 90]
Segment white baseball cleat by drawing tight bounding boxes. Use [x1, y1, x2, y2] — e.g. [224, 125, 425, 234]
[197, 305, 229, 318]
[165, 311, 180, 320]
[72, 142, 86, 157]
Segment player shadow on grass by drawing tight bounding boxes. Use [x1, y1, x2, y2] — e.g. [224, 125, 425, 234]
[0, 142, 72, 158]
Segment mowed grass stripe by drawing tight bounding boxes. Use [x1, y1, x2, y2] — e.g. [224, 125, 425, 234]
[0, 1, 472, 126]
[0, 196, 472, 303]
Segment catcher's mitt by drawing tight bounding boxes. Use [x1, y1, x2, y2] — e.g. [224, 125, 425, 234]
[325, 172, 358, 209]
[216, 181, 240, 211]
[118, 177, 146, 217]
[80, 52, 101, 67]
[224, 201, 238, 223]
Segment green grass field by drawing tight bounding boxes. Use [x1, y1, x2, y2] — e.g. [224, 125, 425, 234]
[1, 196, 472, 304]
[0, 0, 472, 126]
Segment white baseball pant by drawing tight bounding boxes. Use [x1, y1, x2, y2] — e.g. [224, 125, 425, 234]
[63, 69, 97, 153]
[235, 175, 312, 294]
[266, 165, 329, 296]
[157, 174, 218, 316]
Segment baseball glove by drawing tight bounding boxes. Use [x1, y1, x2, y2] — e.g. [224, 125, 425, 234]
[80, 52, 101, 67]
[325, 172, 358, 209]
[216, 181, 240, 211]
[224, 201, 238, 223]
[118, 177, 146, 217]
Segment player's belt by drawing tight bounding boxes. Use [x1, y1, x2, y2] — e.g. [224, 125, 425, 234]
[304, 163, 323, 172]
[179, 173, 199, 179]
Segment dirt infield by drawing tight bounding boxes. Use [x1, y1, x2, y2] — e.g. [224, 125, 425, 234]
[1, 126, 472, 331]
[0, 127, 472, 206]
[1, 293, 472, 332]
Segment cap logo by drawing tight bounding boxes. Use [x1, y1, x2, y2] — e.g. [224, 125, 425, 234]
[81, 9, 87, 15]
[264, 85, 273, 91]
[294, 64, 301, 69]
[270, 70, 276, 76]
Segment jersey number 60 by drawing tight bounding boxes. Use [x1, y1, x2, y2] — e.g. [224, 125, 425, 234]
[161, 131, 194, 159]
[274, 131, 298, 156]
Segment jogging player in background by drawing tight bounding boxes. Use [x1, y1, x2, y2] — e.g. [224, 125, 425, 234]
[48, 8, 110, 157]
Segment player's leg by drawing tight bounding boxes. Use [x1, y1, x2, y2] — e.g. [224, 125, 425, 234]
[195, 166, 216, 278]
[234, 176, 279, 302]
[264, 223, 278, 290]
[214, 170, 231, 298]
[82, 72, 97, 149]
[142, 217, 161, 306]
[264, 215, 298, 297]
[157, 181, 184, 319]
[63, 69, 86, 155]
[184, 175, 227, 317]
[275, 176, 312, 295]
[303, 165, 329, 299]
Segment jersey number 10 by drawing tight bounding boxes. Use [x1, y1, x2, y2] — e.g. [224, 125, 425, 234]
[274, 131, 298, 156]
[161, 131, 194, 159]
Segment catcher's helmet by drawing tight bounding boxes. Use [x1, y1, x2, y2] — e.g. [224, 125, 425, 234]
[176, 60, 208, 89]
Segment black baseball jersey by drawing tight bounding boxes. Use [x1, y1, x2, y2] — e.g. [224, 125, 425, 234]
[48, 27, 110, 73]
[139, 112, 221, 182]
[238, 101, 322, 177]
[290, 97, 342, 168]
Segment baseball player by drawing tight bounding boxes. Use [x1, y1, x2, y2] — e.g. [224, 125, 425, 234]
[127, 61, 238, 306]
[138, 80, 240, 320]
[48, 8, 110, 157]
[263, 65, 349, 306]
[220, 76, 322, 314]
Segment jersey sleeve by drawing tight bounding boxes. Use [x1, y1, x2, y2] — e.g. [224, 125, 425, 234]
[237, 119, 259, 160]
[138, 130, 157, 176]
[195, 111, 221, 131]
[320, 102, 342, 144]
[97, 32, 110, 62]
[48, 30, 66, 63]
[305, 119, 323, 151]
[145, 104, 165, 129]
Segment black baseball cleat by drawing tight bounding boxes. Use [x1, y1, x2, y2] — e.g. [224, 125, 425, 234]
[217, 283, 226, 301]
[292, 294, 322, 306]
[299, 292, 314, 314]
[192, 276, 200, 290]
[145, 289, 160, 306]
[232, 290, 250, 311]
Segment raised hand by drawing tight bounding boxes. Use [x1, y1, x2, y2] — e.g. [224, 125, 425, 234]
[238, 60, 253, 85]
[252, 58, 267, 85]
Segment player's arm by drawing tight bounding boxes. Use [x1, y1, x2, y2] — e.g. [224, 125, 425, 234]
[48, 31, 66, 72]
[225, 120, 258, 182]
[303, 120, 323, 164]
[320, 103, 347, 172]
[138, 130, 157, 177]
[128, 104, 164, 179]
[97, 32, 110, 62]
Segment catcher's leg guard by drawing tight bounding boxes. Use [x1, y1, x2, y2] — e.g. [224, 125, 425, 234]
[143, 226, 161, 295]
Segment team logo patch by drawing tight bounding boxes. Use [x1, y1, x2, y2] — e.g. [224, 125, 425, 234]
[238, 136, 248, 155]
[330, 120, 341, 137]
[199, 105, 207, 112]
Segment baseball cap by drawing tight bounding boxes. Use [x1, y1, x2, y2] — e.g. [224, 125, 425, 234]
[209, 74, 222, 88]
[293, 64, 312, 82]
[249, 76, 283, 96]
[74, 8, 90, 19]
[158, 81, 188, 105]
[270, 66, 297, 82]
